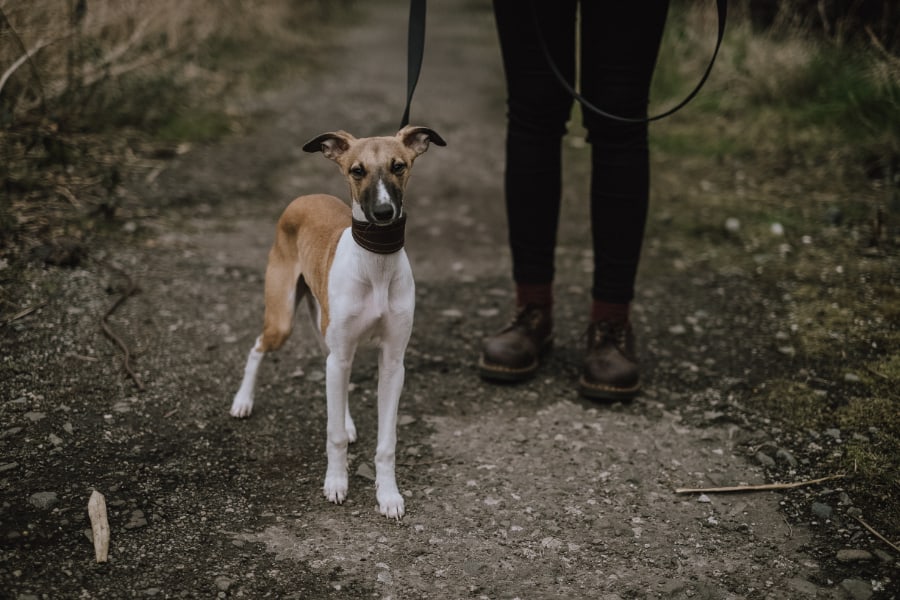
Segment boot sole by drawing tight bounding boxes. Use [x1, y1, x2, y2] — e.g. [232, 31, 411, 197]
[577, 377, 640, 401]
[478, 339, 553, 383]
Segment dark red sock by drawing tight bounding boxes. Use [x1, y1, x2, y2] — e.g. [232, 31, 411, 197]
[591, 300, 629, 324]
[516, 283, 553, 309]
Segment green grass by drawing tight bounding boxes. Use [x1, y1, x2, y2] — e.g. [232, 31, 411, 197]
[645, 4, 900, 535]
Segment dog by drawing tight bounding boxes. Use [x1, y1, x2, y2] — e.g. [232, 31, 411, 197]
[230, 125, 445, 519]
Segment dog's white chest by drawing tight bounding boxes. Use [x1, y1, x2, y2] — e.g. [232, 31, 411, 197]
[325, 230, 415, 345]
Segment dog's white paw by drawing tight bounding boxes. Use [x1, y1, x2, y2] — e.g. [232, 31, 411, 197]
[377, 486, 405, 520]
[323, 473, 348, 505]
[230, 395, 253, 418]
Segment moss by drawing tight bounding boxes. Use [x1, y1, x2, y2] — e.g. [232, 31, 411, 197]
[753, 380, 831, 430]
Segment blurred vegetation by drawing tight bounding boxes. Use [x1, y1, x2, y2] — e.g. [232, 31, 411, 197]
[650, 1, 898, 535]
[0, 0, 354, 264]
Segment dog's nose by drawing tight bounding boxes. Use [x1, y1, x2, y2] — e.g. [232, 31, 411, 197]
[372, 205, 395, 222]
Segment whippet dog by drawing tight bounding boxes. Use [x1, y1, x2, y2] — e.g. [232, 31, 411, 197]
[230, 126, 446, 519]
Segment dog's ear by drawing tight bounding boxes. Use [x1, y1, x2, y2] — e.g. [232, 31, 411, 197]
[302, 131, 356, 161]
[397, 126, 446, 156]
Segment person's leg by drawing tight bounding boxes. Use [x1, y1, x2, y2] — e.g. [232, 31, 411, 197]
[578, 1, 670, 399]
[581, 0, 669, 317]
[480, 0, 577, 381]
[493, 0, 577, 306]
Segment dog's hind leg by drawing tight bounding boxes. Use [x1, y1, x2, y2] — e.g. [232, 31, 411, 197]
[230, 249, 303, 418]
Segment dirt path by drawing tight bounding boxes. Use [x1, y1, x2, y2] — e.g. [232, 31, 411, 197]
[2, 1, 893, 598]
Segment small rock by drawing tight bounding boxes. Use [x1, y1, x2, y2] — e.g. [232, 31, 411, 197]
[376, 570, 393, 585]
[24, 412, 46, 422]
[810, 502, 832, 520]
[307, 370, 325, 382]
[787, 577, 823, 596]
[668, 324, 687, 335]
[356, 463, 375, 481]
[214, 576, 234, 592]
[124, 510, 148, 529]
[755, 452, 775, 468]
[825, 428, 842, 441]
[836, 549, 874, 563]
[28, 491, 58, 510]
[0, 462, 19, 473]
[48, 433, 64, 446]
[775, 448, 798, 467]
[697, 494, 711, 504]
[840, 578, 873, 600]
[843, 372, 861, 383]
[725, 217, 740, 233]
[1, 427, 23, 439]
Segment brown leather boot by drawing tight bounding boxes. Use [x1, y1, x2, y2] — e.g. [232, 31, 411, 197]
[578, 320, 640, 400]
[478, 305, 553, 382]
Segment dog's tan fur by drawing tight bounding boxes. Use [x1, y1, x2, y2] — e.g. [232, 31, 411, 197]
[259, 193, 349, 350]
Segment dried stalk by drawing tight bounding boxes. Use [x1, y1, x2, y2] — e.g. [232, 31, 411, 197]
[856, 516, 900, 554]
[675, 474, 845, 494]
[98, 261, 144, 391]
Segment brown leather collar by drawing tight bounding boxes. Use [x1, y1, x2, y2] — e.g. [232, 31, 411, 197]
[351, 214, 406, 254]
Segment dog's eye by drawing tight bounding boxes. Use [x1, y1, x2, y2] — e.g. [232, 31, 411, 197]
[349, 165, 366, 179]
[391, 162, 406, 175]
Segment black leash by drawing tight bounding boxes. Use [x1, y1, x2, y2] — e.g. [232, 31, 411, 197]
[400, 0, 427, 128]
[531, 0, 728, 123]
[400, 1, 726, 127]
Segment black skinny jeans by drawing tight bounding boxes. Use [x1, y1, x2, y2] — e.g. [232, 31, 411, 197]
[493, 0, 669, 304]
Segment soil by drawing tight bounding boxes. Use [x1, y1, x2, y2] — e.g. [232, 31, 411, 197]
[1, 1, 897, 599]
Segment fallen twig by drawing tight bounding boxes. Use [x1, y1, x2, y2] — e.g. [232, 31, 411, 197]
[98, 260, 144, 390]
[1, 303, 46, 327]
[87, 490, 110, 563]
[675, 474, 845, 494]
[856, 516, 900, 554]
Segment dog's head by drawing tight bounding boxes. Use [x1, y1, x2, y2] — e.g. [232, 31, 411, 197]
[302, 126, 446, 225]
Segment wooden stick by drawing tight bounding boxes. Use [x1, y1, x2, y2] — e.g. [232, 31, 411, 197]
[88, 490, 110, 563]
[98, 261, 144, 390]
[675, 474, 845, 494]
[856, 516, 900, 554]
[2, 303, 47, 327]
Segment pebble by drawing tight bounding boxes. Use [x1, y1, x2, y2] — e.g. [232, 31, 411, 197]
[356, 463, 376, 481]
[28, 491, 58, 510]
[214, 576, 234, 592]
[775, 448, 798, 467]
[24, 412, 46, 422]
[724, 217, 740, 233]
[843, 372, 861, 383]
[1, 427, 23, 439]
[810, 502, 832, 520]
[836, 549, 874, 563]
[125, 510, 148, 529]
[0, 462, 18, 473]
[840, 578, 873, 600]
[755, 452, 775, 468]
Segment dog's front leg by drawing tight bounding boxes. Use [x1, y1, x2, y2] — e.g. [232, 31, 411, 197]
[323, 347, 354, 504]
[374, 343, 407, 519]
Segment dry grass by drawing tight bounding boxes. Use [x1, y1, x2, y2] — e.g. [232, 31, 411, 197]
[0, 0, 346, 265]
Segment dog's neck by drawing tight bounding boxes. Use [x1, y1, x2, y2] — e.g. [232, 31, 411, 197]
[351, 215, 407, 254]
